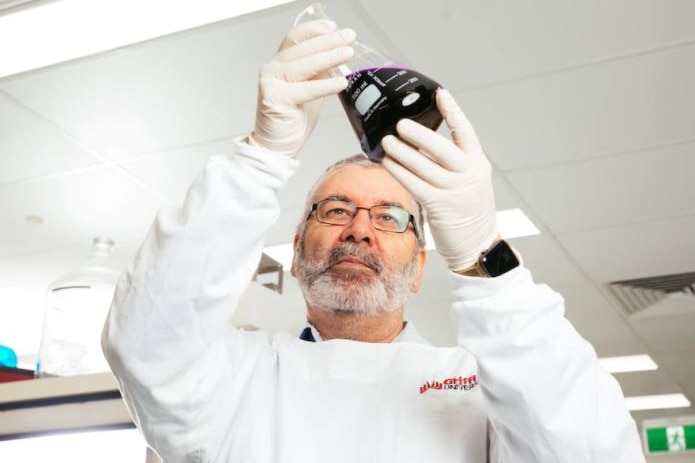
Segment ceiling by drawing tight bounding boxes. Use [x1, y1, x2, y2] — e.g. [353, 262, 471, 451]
[0, 0, 694, 453]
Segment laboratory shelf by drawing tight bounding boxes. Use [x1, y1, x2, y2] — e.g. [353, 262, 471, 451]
[0, 372, 132, 440]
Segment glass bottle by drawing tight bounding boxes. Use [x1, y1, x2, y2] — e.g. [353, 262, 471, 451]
[36, 237, 120, 377]
[295, 2, 444, 162]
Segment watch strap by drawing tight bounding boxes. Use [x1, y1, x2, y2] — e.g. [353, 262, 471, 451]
[457, 260, 489, 277]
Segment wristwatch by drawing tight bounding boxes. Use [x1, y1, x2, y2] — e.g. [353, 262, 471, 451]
[458, 240, 520, 278]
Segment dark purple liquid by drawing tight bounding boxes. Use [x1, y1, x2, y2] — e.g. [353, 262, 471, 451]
[338, 67, 443, 162]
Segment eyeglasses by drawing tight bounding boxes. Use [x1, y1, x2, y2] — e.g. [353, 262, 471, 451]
[308, 199, 415, 234]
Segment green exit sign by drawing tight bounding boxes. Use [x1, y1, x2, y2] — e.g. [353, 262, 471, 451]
[645, 424, 695, 454]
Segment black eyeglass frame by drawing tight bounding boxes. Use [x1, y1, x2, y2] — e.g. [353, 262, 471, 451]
[307, 199, 417, 236]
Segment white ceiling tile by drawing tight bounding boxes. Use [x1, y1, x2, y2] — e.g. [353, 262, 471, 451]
[558, 215, 695, 282]
[653, 350, 695, 407]
[0, 92, 98, 184]
[0, 166, 164, 259]
[458, 42, 695, 170]
[511, 234, 588, 287]
[626, 319, 695, 421]
[491, 173, 531, 211]
[616, 370, 688, 400]
[354, 0, 695, 91]
[120, 138, 238, 205]
[631, 308, 695, 355]
[555, 281, 647, 357]
[506, 141, 695, 232]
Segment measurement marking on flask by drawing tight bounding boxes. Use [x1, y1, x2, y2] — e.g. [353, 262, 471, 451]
[52, 285, 92, 291]
[385, 69, 407, 84]
[395, 77, 419, 92]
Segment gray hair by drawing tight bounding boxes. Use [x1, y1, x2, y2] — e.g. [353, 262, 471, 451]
[295, 154, 426, 248]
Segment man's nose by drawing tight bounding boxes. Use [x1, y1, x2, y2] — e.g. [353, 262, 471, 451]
[339, 208, 375, 244]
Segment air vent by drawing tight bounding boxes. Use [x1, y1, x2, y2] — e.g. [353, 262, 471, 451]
[608, 272, 695, 315]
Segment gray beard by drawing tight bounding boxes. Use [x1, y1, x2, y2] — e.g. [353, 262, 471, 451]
[295, 240, 419, 316]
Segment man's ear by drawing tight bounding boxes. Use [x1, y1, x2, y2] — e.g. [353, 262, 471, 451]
[411, 247, 427, 292]
[290, 233, 300, 277]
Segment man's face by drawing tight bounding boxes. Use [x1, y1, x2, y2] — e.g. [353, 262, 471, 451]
[292, 164, 426, 315]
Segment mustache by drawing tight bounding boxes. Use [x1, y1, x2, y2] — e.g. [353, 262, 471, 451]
[324, 242, 384, 274]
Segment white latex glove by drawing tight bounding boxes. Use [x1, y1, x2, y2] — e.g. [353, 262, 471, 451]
[381, 89, 499, 272]
[248, 20, 356, 158]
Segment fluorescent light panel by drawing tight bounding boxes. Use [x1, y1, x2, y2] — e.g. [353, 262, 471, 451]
[0, 0, 297, 78]
[625, 393, 691, 411]
[598, 354, 658, 373]
[424, 208, 539, 250]
[496, 208, 541, 240]
[0, 428, 145, 462]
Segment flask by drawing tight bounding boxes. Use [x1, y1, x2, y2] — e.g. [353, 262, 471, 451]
[36, 237, 120, 377]
[294, 3, 444, 162]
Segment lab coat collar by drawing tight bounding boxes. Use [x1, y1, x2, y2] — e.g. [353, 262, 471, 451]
[298, 321, 430, 345]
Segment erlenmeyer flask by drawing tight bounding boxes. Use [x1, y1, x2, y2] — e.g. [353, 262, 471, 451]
[36, 237, 120, 377]
[295, 3, 443, 162]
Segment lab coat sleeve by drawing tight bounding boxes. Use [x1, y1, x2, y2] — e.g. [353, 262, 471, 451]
[450, 266, 645, 462]
[101, 138, 298, 461]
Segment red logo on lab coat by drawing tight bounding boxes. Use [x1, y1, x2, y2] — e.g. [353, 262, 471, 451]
[419, 374, 478, 394]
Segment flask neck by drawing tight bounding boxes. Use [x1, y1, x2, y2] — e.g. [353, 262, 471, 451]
[91, 236, 115, 257]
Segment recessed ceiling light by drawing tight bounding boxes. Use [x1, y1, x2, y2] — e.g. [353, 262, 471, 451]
[625, 393, 691, 411]
[598, 354, 658, 373]
[0, 0, 297, 78]
[25, 215, 43, 225]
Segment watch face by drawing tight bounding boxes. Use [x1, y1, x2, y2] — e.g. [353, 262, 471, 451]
[480, 240, 519, 277]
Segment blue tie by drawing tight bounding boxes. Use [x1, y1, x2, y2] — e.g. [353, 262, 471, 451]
[299, 327, 316, 342]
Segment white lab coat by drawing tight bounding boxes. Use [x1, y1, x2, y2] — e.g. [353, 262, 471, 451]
[102, 139, 645, 462]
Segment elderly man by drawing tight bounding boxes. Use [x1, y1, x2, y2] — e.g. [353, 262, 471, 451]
[102, 19, 645, 463]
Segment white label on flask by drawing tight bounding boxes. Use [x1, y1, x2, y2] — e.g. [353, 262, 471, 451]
[355, 84, 381, 116]
[402, 92, 420, 106]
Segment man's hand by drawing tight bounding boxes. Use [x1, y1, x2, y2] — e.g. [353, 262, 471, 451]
[381, 89, 498, 272]
[248, 20, 355, 158]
